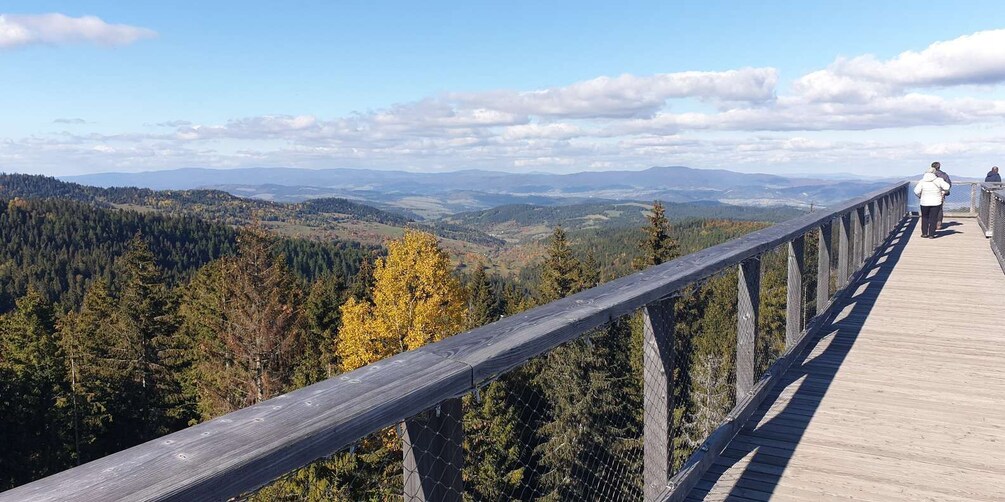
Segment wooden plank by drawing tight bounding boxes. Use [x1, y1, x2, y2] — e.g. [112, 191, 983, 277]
[736, 257, 761, 400]
[403, 398, 463, 502]
[785, 236, 804, 349]
[643, 298, 676, 501]
[0, 350, 472, 502]
[689, 219, 1005, 501]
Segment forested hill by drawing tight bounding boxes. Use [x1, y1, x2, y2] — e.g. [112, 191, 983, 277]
[443, 201, 805, 243]
[0, 197, 373, 311]
[0, 173, 502, 247]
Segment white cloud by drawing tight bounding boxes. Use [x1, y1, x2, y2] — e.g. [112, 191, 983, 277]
[451, 68, 778, 119]
[0, 13, 155, 49]
[793, 29, 1005, 104]
[11, 29, 1005, 176]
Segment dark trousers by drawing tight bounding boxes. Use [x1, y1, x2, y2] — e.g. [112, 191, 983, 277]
[921, 204, 941, 236]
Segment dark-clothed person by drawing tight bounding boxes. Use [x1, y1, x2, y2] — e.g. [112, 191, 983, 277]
[932, 162, 951, 229]
[987, 166, 1002, 183]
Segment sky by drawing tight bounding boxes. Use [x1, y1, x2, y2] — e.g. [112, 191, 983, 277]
[2, 1, 1005, 178]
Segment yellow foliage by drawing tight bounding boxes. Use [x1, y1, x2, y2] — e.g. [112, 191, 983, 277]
[337, 230, 465, 373]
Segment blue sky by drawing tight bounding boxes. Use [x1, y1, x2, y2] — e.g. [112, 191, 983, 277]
[3, 1, 1005, 177]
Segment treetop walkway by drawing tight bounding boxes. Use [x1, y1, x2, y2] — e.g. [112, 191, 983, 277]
[689, 216, 1005, 501]
[2, 182, 1003, 502]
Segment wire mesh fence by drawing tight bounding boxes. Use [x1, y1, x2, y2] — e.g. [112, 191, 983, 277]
[0, 186, 911, 502]
[241, 203, 905, 501]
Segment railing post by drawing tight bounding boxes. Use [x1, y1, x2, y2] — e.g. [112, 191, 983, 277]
[816, 222, 832, 314]
[971, 183, 978, 215]
[736, 256, 761, 401]
[855, 206, 867, 269]
[643, 297, 676, 501]
[837, 213, 851, 288]
[786, 236, 805, 349]
[403, 398, 463, 502]
[866, 201, 876, 255]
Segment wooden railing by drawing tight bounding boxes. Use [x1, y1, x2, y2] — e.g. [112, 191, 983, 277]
[0, 182, 910, 502]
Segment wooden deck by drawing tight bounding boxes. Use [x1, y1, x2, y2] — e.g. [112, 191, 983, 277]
[688, 217, 1005, 501]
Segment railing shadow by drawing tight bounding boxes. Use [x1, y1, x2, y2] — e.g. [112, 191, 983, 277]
[693, 217, 916, 500]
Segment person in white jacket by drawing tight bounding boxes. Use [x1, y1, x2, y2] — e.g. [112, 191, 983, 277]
[914, 167, 951, 238]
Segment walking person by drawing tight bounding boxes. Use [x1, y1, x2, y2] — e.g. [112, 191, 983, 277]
[915, 167, 951, 238]
[932, 162, 952, 230]
[986, 166, 1002, 183]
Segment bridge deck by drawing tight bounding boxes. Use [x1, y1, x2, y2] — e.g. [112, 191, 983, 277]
[688, 217, 1005, 501]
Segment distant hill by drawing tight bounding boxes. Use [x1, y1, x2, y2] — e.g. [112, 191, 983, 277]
[62, 166, 895, 218]
[442, 201, 805, 243]
[0, 173, 503, 248]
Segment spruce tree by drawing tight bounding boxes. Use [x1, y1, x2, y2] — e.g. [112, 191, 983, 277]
[0, 290, 70, 488]
[188, 226, 305, 417]
[538, 226, 582, 302]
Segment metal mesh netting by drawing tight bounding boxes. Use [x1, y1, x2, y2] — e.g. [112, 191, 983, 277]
[246, 268, 752, 501]
[241, 196, 927, 501]
[993, 191, 1005, 260]
[242, 198, 909, 501]
[941, 182, 979, 215]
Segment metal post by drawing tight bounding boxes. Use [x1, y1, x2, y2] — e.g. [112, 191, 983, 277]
[643, 297, 676, 501]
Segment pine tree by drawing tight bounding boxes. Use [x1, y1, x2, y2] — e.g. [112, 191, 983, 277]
[0, 290, 70, 488]
[295, 273, 346, 387]
[633, 200, 680, 270]
[116, 236, 187, 439]
[59, 280, 126, 461]
[538, 226, 583, 302]
[58, 237, 189, 463]
[187, 226, 305, 417]
[466, 263, 501, 329]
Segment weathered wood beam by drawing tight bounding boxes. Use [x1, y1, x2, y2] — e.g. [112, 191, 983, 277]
[736, 256, 761, 401]
[643, 297, 676, 501]
[786, 236, 805, 349]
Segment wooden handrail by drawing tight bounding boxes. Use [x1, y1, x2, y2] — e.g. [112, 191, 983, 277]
[0, 182, 910, 502]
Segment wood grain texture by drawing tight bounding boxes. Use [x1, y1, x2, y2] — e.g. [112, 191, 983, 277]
[837, 213, 851, 288]
[429, 183, 909, 386]
[815, 222, 832, 315]
[688, 218, 1005, 501]
[643, 298, 676, 501]
[0, 183, 908, 502]
[736, 257, 761, 401]
[0, 350, 472, 502]
[785, 236, 804, 349]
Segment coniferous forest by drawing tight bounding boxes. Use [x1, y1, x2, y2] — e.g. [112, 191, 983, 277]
[0, 176, 808, 499]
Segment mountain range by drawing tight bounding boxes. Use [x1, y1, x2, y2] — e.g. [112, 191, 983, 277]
[63, 166, 894, 218]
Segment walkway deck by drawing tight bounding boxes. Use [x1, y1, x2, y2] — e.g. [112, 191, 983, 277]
[688, 217, 1005, 501]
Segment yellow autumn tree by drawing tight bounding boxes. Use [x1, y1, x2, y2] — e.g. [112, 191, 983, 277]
[338, 230, 466, 372]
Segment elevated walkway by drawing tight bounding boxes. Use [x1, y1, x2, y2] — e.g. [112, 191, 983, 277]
[689, 218, 1005, 501]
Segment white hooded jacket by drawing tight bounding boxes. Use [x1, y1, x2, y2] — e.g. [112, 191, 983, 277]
[914, 172, 950, 207]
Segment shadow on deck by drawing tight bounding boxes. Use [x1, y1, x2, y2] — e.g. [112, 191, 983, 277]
[689, 217, 917, 501]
